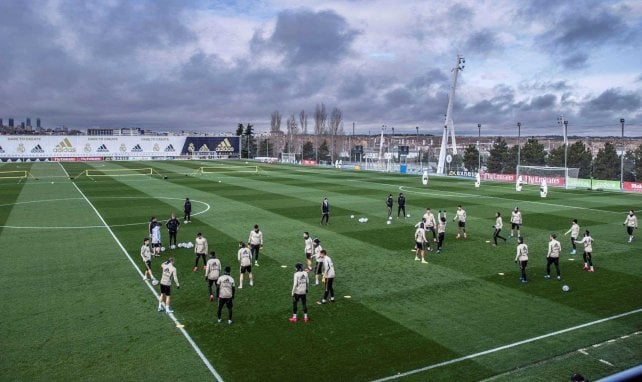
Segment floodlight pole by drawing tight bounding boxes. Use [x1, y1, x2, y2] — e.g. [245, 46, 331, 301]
[477, 123, 481, 172]
[416, 126, 420, 167]
[517, 122, 521, 176]
[564, 120, 568, 189]
[620, 118, 625, 189]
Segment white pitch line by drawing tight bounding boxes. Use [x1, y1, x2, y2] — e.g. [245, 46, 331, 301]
[599, 359, 614, 367]
[59, 163, 224, 382]
[578, 349, 589, 355]
[371, 308, 642, 382]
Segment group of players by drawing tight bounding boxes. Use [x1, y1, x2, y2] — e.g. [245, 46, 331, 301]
[140, 196, 338, 324]
[410, 197, 638, 284]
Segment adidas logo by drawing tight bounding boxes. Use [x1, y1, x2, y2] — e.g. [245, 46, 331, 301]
[198, 144, 210, 152]
[164, 144, 175, 152]
[97, 144, 109, 152]
[215, 138, 235, 152]
[31, 144, 44, 153]
[131, 144, 143, 152]
[53, 137, 76, 152]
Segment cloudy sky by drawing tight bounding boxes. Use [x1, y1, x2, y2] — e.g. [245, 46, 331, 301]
[1, 0, 641, 136]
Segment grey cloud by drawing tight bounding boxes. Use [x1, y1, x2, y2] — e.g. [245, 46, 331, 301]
[561, 52, 589, 70]
[254, 8, 359, 66]
[447, 3, 474, 21]
[464, 30, 503, 55]
[518, 80, 569, 92]
[524, 94, 557, 110]
[582, 89, 641, 114]
[409, 69, 448, 90]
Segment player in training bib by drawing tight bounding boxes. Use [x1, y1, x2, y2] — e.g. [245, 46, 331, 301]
[623, 210, 638, 243]
[248, 224, 263, 266]
[158, 258, 180, 313]
[515, 237, 529, 283]
[578, 230, 595, 272]
[205, 251, 222, 301]
[303, 232, 314, 272]
[237, 242, 254, 288]
[545, 233, 562, 280]
[510, 207, 522, 238]
[193, 232, 208, 272]
[216, 266, 235, 324]
[423, 208, 437, 242]
[317, 250, 335, 304]
[140, 238, 156, 283]
[453, 205, 467, 239]
[312, 238, 324, 286]
[290, 263, 309, 323]
[564, 219, 580, 255]
[414, 225, 429, 263]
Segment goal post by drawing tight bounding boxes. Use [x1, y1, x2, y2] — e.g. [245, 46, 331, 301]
[82, 167, 157, 177]
[0, 170, 29, 180]
[517, 166, 579, 189]
[197, 165, 258, 174]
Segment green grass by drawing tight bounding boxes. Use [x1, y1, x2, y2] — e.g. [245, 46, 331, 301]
[1, 160, 640, 381]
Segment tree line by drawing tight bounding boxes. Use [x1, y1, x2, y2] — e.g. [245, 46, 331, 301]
[236, 103, 344, 162]
[460, 137, 642, 181]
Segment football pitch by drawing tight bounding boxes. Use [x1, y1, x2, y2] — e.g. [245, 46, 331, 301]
[1, 160, 640, 381]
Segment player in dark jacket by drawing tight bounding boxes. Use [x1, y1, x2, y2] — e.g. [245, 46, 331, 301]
[183, 198, 192, 223]
[166, 213, 180, 249]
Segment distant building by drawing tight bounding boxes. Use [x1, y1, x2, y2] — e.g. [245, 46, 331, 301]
[36, 118, 41, 128]
[87, 128, 114, 136]
[8, 118, 14, 127]
[0, 118, 3, 127]
[26, 117, 31, 126]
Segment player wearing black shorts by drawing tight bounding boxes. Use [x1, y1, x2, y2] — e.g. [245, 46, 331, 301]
[397, 193, 406, 218]
[165, 213, 180, 249]
[183, 198, 192, 223]
[216, 267, 235, 325]
[312, 238, 324, 285]
[290, 263, 309, 323]
[237, 242, 254, 288]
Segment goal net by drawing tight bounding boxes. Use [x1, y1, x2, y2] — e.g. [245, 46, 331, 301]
[82, 168, 158, 177]
[517, 166, 579, 189]
[197, 165, 258, 174]
[0, 170, 29, 181]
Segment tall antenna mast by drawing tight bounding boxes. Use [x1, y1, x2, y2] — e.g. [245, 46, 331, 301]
[437, 54, 465, 175]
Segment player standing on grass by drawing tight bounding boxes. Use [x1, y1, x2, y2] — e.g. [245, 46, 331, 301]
[205, 251, 221, 301]
[289, 263, 309, 323]
[312, 238, 324, 285]
[386, 194, 393, 219]
[317, 250, 335, 304]
[321, 197, 330, 225]
[140, 238, 156, 282]
[158, 258, 179, 313]
[166, 213, 180, 249]
[424, 208, 437, 242]
[623, 210, 638, 243]
[564, 219, 580, 255]
[237, 242, 254, 288]
[414, 225, 429, 263]
[510, 207, 522, 238]
[515, 237, 528, 283]
[216, 266, 235, 325]
[303, 232, 314, 271]
[151, 219, 162, 257]
[453, 205, 468, 239]
[183, 198, 192, 223]
[397, 192, 406, 218]
[578, 230, 595, 272]
[193, 232, 208, 272]
[545, 233, 562, 280]
[436, 211, 447, 253]
[248, 224, 263, 266]
[492, 212, 507, 246]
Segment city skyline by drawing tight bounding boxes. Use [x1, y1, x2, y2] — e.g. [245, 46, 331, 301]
[1, 0, 640, 136]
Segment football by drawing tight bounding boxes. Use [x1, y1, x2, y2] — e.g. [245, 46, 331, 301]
[386, 220, 391, 225]
[152, 280, 159, 286]
[350, 215, 355, 219]
[562, 285, 570, 292]
[160, 247, 166, 252]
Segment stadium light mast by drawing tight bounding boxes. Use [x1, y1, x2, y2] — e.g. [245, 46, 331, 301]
[437, 54, 465, 175]
[477, 123, 481, 173]
[517, 122, 521, 174]
[620, 118, 625, 189]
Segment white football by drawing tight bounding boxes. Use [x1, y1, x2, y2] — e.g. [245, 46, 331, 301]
[388, 217, 392, 221]
[386, 220, 391, 225]
[407, 214, 411, 218]
[562, 285, 570, 292]
[170, 245, 176, 250]
[152, 279, 159, 286]
[350, 215, 355, 219]
[184, 220, 188, 224]
[178, 243, 184, 248]
[161, 247, 166, 252]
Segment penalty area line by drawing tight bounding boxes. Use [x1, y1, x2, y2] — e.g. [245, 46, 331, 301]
[62, 167, 223, 381]
[371, 308, 642, 382]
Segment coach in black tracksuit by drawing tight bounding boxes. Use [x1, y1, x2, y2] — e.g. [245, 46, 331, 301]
[166, 213, 180, 248]
[184, 198, 192, 223]
[397, 193, 406, 218]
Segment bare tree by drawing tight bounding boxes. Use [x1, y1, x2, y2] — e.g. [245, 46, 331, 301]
[329, 107, 343, 161]
[270, 111, 282, 133]
[314, 103, 327, 161]
[299, 110, 308, 135]
[286, 113, 298, 153]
